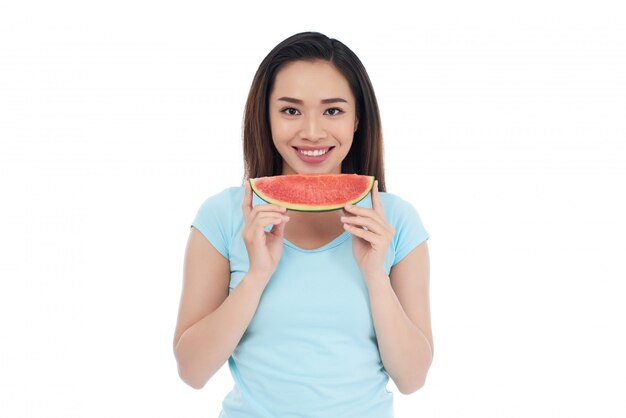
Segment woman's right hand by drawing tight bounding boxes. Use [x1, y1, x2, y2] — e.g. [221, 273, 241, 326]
[241, 181, 290, 281]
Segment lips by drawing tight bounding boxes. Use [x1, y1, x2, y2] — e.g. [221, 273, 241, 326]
[293, 146, 334, 163]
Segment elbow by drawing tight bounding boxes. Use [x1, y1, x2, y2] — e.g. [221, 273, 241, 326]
[185, 378, 207, 391]
[177, 362, 208, 390]
[174, 346, 208, 390]
[397, 377, 426, 395]
[396, 366, 431, 395]
[398, 347, 433, 394]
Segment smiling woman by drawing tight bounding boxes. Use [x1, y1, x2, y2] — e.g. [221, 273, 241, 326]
[173, 31, 432, 418]
[241, 32, 385, 187]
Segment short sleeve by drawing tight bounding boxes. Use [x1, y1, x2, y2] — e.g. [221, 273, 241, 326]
[190, 188, 235, 260]
[391, 197, 430, 266]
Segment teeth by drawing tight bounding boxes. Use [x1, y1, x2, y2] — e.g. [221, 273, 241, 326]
[300, 148, 328, 157]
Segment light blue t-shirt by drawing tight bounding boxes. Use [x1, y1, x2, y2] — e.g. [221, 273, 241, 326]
[191, 185, 430, 418]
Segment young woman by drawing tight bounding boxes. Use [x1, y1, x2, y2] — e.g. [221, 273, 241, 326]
[173, 32, 433, 417]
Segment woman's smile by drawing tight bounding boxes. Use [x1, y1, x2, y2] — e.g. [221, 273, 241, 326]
[293, 146, 335, 163]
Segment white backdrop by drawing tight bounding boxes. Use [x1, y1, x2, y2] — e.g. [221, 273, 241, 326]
[1, 0, 625, 417]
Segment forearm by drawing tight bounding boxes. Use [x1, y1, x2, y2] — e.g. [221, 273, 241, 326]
[366, 274, 433, 394]
[174, 272, 268, 389]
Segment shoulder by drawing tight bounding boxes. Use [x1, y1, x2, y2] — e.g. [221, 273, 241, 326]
[191, 186, 245, 256]
[196, 186, 244, 210]
[355, 190, 423, 223]
[378, 190, 430, 265]
[378, 191, 422, 219]
[378, 190, 429, 238]
[193, 186, 245, 226]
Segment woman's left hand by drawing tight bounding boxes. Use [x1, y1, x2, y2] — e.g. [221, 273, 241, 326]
[341, 180, 395, 283]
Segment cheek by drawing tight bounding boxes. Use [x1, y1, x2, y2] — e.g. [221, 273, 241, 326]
[336, 120, 357, 139]
[269, 117, 294, 143]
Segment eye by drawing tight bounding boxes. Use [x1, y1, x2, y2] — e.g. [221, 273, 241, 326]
[281, 107, 300, 116]
[325, 108, 343, 116]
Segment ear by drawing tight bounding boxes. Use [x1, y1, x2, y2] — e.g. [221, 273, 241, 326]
[354, 118, 359, 132]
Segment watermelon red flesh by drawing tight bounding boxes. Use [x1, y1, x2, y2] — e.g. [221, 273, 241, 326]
[250, 174, 375, 212]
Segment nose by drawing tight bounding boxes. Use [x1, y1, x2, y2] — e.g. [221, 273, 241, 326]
[301, 114, 327, 141]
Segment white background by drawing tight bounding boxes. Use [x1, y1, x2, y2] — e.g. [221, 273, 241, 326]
[1, 0, 625, 417]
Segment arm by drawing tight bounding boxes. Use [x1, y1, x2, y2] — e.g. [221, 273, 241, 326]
[172, 227, 269, 389]
[365, 240, 433, 394]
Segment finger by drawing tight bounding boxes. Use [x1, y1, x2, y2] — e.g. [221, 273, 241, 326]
[341, 215, 384, 235]
[371, 180, 385, 215]
[270, 214, 289, 237]
[343, 203, 361, 213]
[252, 204, 288, 214]
[254, 212, 289, 222]
[344, 203, 376, 217]
[242, 180, 252, 218]
[343, 223, 379, 245]
[252, 213, 289, 238]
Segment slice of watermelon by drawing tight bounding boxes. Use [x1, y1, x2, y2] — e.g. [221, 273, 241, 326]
[249, 174, 375, 212]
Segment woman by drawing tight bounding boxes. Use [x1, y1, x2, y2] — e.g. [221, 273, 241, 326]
[173, 31, 433, 417]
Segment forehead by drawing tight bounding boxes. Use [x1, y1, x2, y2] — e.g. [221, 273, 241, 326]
[270, 60, 354, 101]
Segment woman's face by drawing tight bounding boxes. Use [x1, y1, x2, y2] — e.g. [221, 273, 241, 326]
[268, 59, 359, 175]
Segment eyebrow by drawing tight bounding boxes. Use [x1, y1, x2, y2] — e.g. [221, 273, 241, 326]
[277, 96, 348, 105]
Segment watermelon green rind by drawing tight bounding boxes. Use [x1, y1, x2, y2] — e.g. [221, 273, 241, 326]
[249, 174, 375, 212]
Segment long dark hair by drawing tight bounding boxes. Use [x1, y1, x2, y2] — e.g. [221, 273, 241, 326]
[242, 31, 386, 192]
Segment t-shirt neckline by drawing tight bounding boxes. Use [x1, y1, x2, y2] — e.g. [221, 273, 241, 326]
[283, 230, 351, 253]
